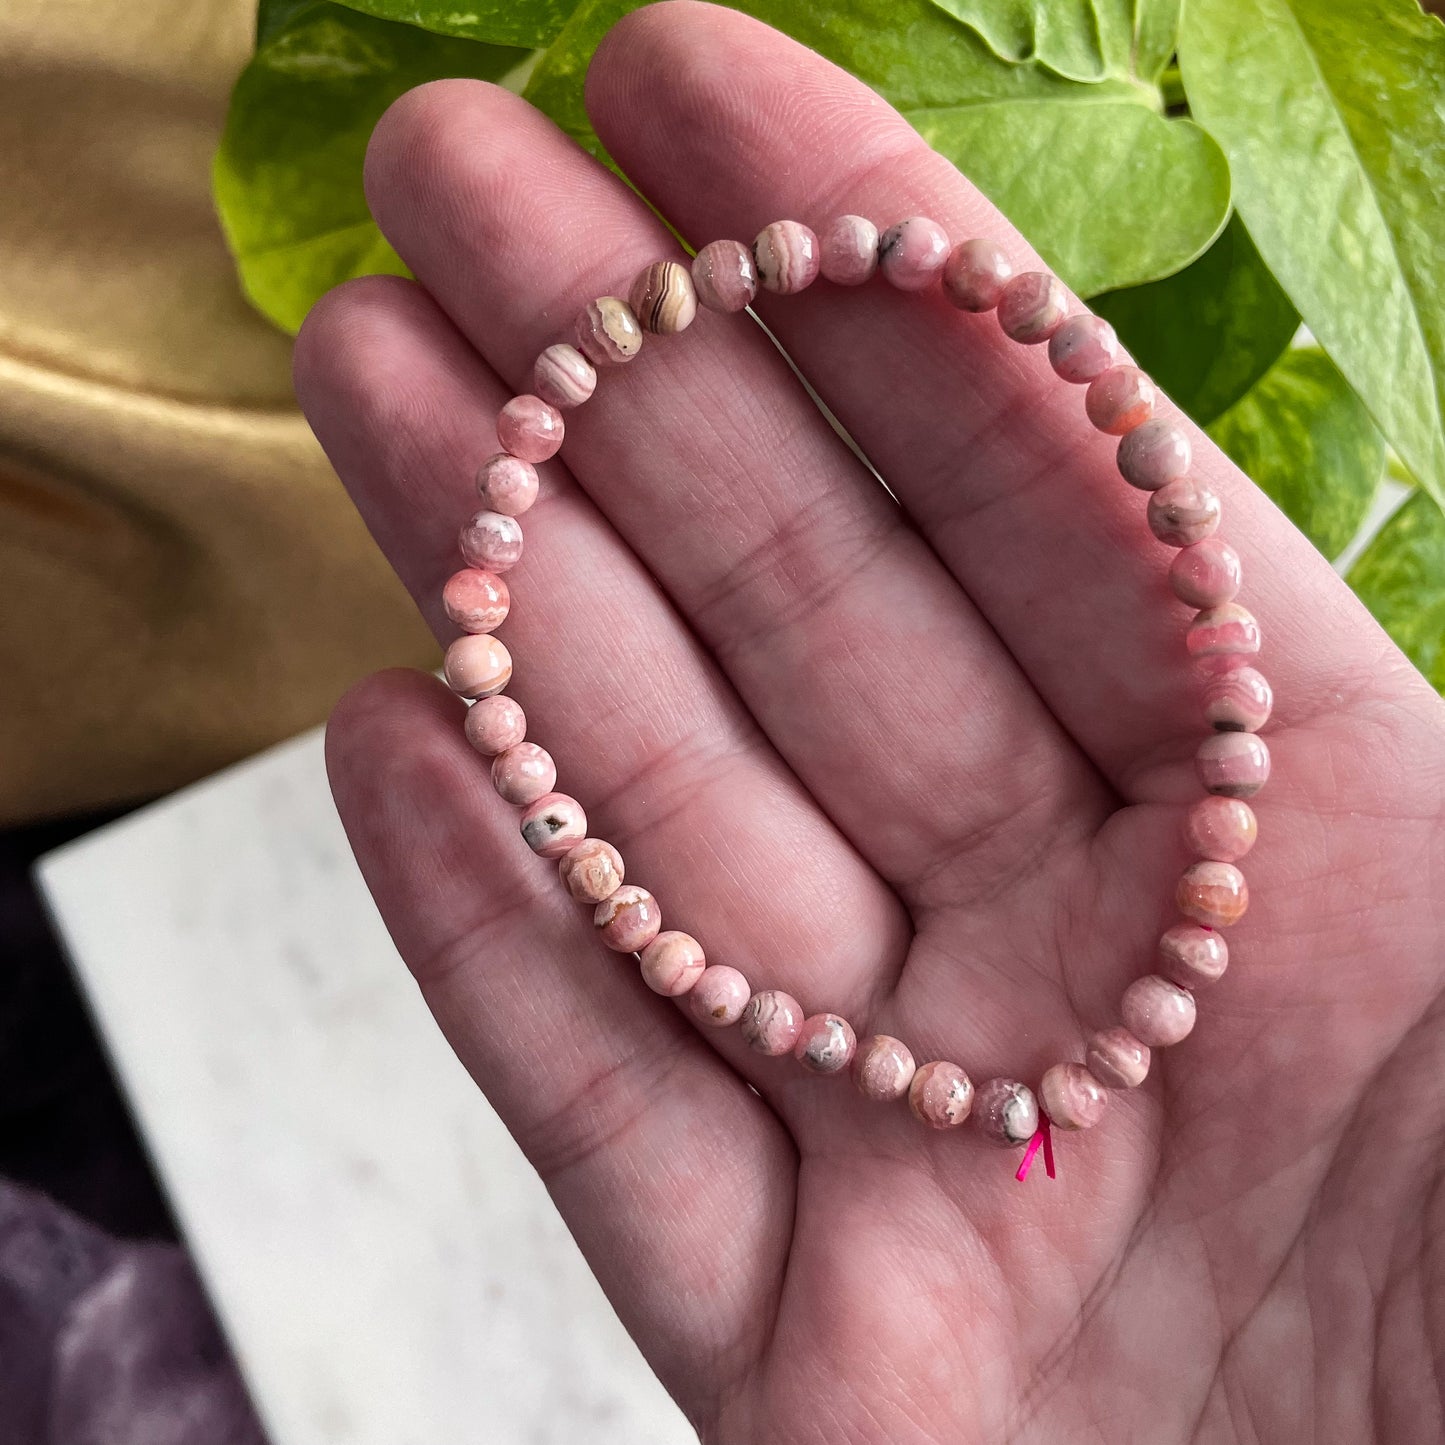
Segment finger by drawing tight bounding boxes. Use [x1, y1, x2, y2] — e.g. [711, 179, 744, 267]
[359, 78, 1112, 906]
[585, 0, 1406, 798]
[292, 275, 906, 1087]
[326, 669, 791, 1418]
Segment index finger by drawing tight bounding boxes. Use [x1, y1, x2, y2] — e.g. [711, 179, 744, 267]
[586, 0, 1406, 798]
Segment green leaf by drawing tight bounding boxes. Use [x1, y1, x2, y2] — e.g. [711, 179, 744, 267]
[525, 0, 1230, 296]
[1348, 491, 1445, 693]
[215, 1, 526, 333]
[1208, 348, 1384, 559]
[1179, 0, 1445, 514]
[1093, 212, 1298, 425]
[320, 0, 575, 49]
[922, 0, 1180, 84]
[909, 103, 1228, 298]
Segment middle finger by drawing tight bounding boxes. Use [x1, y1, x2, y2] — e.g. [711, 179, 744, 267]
[363, 80, 1111, 906]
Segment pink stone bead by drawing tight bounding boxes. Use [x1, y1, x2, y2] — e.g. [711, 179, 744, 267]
[691, 239, 758, 313]
[443, 633, 512, 699]
[997, 271, 1068, 343]
[1085, 364, 1157, 435]
[1197, 733, 1271, 798]
[1187, 603, 1261, 665]
[593, 883, 660, 951]
[851, 1034, 916, 1101]
[740, 989, 805, 1055]
[1085, 1027, 1151, 1089]
[1148, 478, 1222, 547]
[972, 1078, 1039, 1147]
[442, 568, 510, 634]
[1202, 666, 1273, 732]
[1117, 417, 1192, 490]
[877, 217, 950, 291]
[1039, 1062, 1109, 1131]
[753, 220, 820, 294]
[1121, 975, 1197, 1048]
[559, 838, 625, 904]
[1158, 922, 1229, 990]
[459, 510, 524, 573]
[688, 965, 751, 1027]
[532, 343, 596, 409]
[793, 1013, 856, 1074]
[519, 793, 586, 858]
[942, 238, 1013, 312]
[638, 930, 705, 997]
[1047, 315, 1121, 384]
[1169, 538, 1242, 609]
[819, 214, 879, 285]
[496, 395, 563, 463]
[576, 296, 642, 365]
[907, 1060, 974, 1128]
[465, 695, 526, 756]
[629, 260, 697, 335]
[1177, 861, 1249, 927]
[1185, 795, 1258, 862]
[475, 453, 539, 517]
[490, 742, 556, 806]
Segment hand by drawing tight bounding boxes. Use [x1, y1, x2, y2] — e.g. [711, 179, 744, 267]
[294, 5, 1445, 1440]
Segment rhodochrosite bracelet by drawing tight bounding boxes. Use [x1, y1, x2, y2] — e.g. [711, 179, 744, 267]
[439, 214, 1269, 1181]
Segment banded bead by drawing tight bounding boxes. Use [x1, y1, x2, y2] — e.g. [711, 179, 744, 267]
[1202, 666, 1273, 731]
[753, 220, 820, 294]
[532, 344, 596, 409]
[1197, 733, 1271, 798]
[1148, 478, 1222, 547]
[691, 240, 758, 312]
[443, 634, 512, 699]
[1158, 922, 1229, 990]
[1085, 1027, 1151, 1089]
[1177, 861, 1249, 928]
[442, 568, 510, 634]
[629, 260, 698, 335]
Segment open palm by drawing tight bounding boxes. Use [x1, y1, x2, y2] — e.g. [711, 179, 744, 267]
[295, 5, 1445, 1440]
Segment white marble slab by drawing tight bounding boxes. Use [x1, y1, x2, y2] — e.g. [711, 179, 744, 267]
[36, 729, 693, 1445]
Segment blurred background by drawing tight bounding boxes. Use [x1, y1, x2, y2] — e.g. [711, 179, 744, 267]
[2, 0, 1442, 1440]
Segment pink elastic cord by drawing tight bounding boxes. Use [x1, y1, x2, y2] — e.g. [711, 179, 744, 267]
[1015, 1115, 1056, 1183]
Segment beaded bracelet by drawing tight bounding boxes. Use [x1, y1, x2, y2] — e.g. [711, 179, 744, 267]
[438, 213, 1270, 1182]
